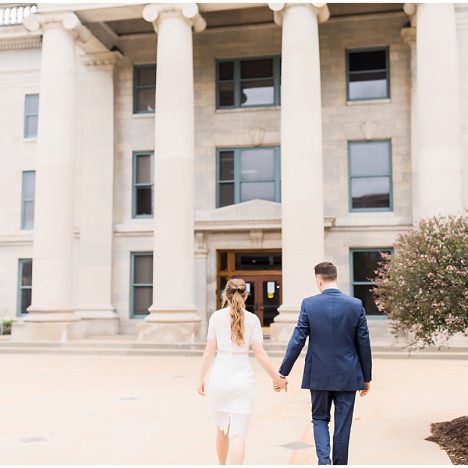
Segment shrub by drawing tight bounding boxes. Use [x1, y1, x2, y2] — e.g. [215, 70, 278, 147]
[374, 213, 468, 348]
[2, 320, 14, 335]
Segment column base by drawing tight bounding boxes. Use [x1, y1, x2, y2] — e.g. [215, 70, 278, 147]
[136, 306, 200, 343]
[269, 305, 299, 343]
[75, 306, 119, 335]
[11, 318, 87, 343]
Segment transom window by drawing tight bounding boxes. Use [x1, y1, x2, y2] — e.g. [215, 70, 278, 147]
[130, 252, 153, 317]
[346, 48, 389, 101]
[132, 151, 153, 218]
[350, 248, 393, 315]
[17, 258, 32, 315]
[133, 64, 156, 114]
[348, 140, 392, 211]
[216, 56, 281, 108]
[21, 170, 35, 230]
[24, 94, 39, 138]
[216, 147, 281, 208]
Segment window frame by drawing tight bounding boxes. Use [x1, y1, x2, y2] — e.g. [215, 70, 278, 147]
[216, 146, 281, 208]
[348, 139, 393, 212]
[129, 251, 153, 319]
[345, 46, 390, 102]
[132, 151, 154, 219]
[133, 63, 156, 115]
[17, 258, 32, 316]
[216, 55, 281, 109]
[24, 93, 39, 138]
[349, 247, 393, 318]
[21, 170, 35, 230]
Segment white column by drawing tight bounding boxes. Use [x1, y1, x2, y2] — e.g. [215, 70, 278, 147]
[11, 13, 91, 342]
[269, 3, 329, 342]
[75, 51, 122, 335]
[137, 4, 206, 343]
[412, 3, 463, 219]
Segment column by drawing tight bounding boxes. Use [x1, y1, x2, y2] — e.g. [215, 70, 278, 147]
[411, 3, 463, 220]
[74, 51, 122, 335]
[136, 4, 206, 343]
[268, 3, 329, 342]
[11, 13, 91, 342]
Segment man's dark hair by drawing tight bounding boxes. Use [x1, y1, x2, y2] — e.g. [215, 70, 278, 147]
[314, 262, 337, 281]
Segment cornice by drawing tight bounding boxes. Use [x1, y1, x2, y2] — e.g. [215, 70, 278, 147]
[0, 34, 41, 51]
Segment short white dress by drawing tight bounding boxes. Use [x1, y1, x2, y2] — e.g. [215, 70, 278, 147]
[206, 307, 264, 440]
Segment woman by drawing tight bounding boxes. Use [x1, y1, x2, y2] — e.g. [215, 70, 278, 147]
[197, 278, 286, 465]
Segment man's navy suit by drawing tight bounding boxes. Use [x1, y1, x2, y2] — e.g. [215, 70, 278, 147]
[278, 288, 372, 465]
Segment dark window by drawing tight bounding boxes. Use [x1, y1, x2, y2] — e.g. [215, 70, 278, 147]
[24, 94, 39, 138]
[349, 140, 392, 211]
[235, 252, 282, 271]
[216, 56, 281, 109]
[351, 249, 393, 315]
[217, 147, 281, 208]
[133, 64, 156, 114]
[346, 48, 389, 101]
[18, 258, 32, 315]
[21, 171, 35, 229]
[130, 253, 153, 317]
[133, 152, 153, 217]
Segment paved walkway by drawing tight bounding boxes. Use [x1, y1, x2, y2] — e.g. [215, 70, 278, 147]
[0, 353, 465, 464]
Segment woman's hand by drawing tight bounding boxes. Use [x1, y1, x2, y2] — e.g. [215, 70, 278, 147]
[197, 380, 206, 396]
[273, 374, 288, 392]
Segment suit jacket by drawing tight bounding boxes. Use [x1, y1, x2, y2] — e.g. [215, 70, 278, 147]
[278, 288, 372, 391]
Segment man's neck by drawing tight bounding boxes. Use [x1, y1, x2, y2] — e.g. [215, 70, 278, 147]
[322, 284, 338, 291]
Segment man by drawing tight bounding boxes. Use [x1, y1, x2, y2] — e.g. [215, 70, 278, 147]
[275, 262, 372, 465]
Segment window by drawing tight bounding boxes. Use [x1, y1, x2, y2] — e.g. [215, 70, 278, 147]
[216, 147, 281, 208]
[216, 56, 281, 108]
[133, 152, 153, 218]
[346, 48, 389, 101]
[348, 140, 392, 211]
[18, 258, 32, 315]
[133, 64, 156, 114]
[21, 171, 35, 229]
[24, 94, 39, 138]
[350, 248, 393, 315]
[130, 252, 153, 317]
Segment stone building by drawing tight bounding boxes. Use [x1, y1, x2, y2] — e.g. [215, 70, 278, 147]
[0, 3, 466, 343]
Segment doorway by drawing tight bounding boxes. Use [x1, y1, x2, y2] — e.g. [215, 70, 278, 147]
[217, 250, 282, 327]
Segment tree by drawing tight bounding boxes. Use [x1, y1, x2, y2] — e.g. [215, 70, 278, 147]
[374, 213, 468, 348]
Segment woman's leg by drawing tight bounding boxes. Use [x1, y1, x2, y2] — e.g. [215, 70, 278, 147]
[216, 427, 229, 465]
[229, 437, 246, 465]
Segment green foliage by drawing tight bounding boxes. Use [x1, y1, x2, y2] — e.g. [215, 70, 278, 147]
[374, 213, 468, 348]
[2, 320, 13, 335]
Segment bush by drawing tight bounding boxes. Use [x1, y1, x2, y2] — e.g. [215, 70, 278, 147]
[374, 213, 468, 348]
[1, 320, 13, 335]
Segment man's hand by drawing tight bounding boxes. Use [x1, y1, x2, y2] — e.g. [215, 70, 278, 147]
[360, 382, 370, 397]
[273, 375, 288, 392]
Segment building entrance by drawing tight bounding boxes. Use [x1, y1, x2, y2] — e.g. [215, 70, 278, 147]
[217, 250, 282, 327]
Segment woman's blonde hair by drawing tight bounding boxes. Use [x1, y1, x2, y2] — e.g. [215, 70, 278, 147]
[221, 278, 248, 346]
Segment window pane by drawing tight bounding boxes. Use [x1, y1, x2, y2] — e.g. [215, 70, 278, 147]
[136, 88, 155, 113]
[241, 59, 273, 79]
[25, 94, 39, 113]
[219, 82, 234, 106]
[133, 286, 152, 315]
[219, 252, 228, 271]
[23, 201, 35, 229]
[21, 259, 33, 286]
[351, 177, 390, 209]
[134, 255, 153, 284]
[240, 148, 275, 181]
[23, 172, 35, 199]
[349, 50, 386, 72]
[136, 187, 152, 216]
[235, 253, 281, 270]
[354, 285, 381, 315]
[240, 181, 275, 202]
[218, 62, 234, 81]
[25, 115, 38, 137]
[353, 251, 388, 282]
[136, 154, 152, 184]
[219, 183, 234, 207]
[21, 288, 32, 314]
[349, 72, 387, 100]
[219, 151, 234, 181]
[241, 79, 274, 106]
[350, 142, 390, 177]
[137, 66, 156, 86]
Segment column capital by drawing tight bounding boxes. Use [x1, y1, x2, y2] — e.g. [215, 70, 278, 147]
[268, 3, 330, 26]
[23, 11, 92, 43]
[403, 3, 417, 27]
[82, 50, 124, 70]
[143, 3, 206, 33]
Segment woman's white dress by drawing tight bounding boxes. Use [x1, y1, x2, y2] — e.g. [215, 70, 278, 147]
[206, 307, 263, 440]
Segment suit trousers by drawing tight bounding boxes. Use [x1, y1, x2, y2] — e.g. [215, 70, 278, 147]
[310, 390, 356, 465]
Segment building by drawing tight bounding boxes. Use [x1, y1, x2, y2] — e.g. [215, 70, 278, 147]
[0, 2, 466, 343]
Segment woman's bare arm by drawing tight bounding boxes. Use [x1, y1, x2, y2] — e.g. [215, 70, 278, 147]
[251, 342, 287, 391]
[197, 338, 217, 396]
